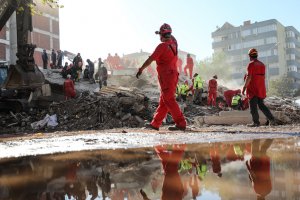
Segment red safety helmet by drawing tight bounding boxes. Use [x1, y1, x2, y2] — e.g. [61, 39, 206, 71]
[248, 48, 258, 56]
[155, 23, 172, 35]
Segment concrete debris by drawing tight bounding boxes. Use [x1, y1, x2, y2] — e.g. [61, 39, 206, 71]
[0, 87, 154, 134]
[1, 69, 300, 134]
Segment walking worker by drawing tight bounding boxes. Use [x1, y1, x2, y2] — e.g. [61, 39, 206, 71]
[184, 54, 194, 79]
[207, 75, 218, 107]
[242, 48, 277, 127]
[136, 23, 187, 131]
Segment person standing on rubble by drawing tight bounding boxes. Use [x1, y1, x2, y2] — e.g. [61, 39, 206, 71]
[42, 49, 48, 69]
[242, 48, 277, 127]
[98, 58, 108, 89]
[184, 54, 194, 79]
[207, 75, 218, 107]
[136, 23, 187, 131]
[86, 59, 95, 84]
[64, 74, 76, 100]
[51, 49, 57, 68]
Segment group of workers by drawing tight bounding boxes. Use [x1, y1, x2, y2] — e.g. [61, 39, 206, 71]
[62, 53, 108, 100]
[136, 23, 278, 129]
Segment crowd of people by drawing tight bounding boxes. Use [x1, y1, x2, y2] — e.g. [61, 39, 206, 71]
[42, 49, 63, 69]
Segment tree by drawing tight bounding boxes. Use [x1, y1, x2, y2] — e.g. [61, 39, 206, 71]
[197, 52, 233, 82]
[267, 76, 295, 97]
[17, 0, 63, 15]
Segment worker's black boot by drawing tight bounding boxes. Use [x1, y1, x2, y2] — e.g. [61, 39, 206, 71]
[247, 122, 260, 127]
[143, 123, 159, 131]
[168, 125, 186, 131]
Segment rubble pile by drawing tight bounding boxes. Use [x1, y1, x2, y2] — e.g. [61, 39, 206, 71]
[265, 97, 300, 123]
[0, 89, 155, 135]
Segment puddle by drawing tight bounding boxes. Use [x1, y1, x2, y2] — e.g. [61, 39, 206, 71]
[0, 137, 299, 199]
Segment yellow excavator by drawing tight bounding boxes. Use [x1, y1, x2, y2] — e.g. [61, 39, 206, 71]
[0, 0, 46, 112]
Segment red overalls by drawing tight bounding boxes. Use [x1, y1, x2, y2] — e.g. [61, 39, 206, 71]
[207, 78, 217, 106]
[155, 145, 185, 200]
[224, 89, 241, 107]
[184, 57, 194, 79]
[150, 38, 186, 129]
[64, 79, 76, 100]
[176, 57, 183, 74]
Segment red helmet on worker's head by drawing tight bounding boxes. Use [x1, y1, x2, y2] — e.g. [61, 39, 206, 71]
[155, 23, 172, 35]
[248, 48, 258, 57]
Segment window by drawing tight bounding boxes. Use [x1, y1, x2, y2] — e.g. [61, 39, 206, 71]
[287, 43, 296, 48]
[252, 28, 258, 35]
[222, 36, 228, 41]
[243, 39, 264, 48]
[241, 29, 251, 37]
[288, 65, 297, 72]
[213, 36, 222, 42]
[266, 37, 277, 44]
[290, 54, 296, 60]
[257, 24, 276, 33]
[286, 31, 295, 38]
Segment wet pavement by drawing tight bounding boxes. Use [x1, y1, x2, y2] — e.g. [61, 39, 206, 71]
[0, 137, 300, 200]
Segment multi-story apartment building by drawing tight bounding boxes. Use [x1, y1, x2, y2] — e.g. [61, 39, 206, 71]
[0, 1, 60, 67]
[211, 19, 300, 89]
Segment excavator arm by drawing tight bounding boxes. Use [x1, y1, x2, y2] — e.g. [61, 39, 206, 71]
[0, 0, 47, 112]
[0, 0, 45, 89]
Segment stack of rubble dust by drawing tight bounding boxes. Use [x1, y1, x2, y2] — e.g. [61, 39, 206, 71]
[0, 88, 155, 135]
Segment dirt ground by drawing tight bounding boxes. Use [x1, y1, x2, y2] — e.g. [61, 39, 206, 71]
[0, 124, 299, 159]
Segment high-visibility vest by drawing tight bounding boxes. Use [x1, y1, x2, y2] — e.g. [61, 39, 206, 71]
[180, 84, 189, 95]
[176, 84, 180, 96]
[231, 95, 241, 106]
[194, 75, 203, 89]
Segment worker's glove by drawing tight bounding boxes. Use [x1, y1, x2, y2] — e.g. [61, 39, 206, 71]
[136, 68, 143, 79]
[242, 86, 246, 95]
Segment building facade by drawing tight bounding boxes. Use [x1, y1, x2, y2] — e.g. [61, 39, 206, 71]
[0, 0, 60, 67]
[211, 19, 300, 88]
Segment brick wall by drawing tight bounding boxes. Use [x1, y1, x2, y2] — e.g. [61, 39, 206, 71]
[52, 20, 59, 35]
[32, 15, 50, 32]
[32, 32, 50, 50]
[0, 26, 6, 39]
[53, 38, 60, 51]
[0, 44, 6, 60]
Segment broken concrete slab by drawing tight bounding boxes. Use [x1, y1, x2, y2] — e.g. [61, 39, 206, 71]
[195, 110, 290, 126]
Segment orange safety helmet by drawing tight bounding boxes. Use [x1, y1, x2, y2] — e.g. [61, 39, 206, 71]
[155, 23, 172, 35]
[248, 48, 258, 56]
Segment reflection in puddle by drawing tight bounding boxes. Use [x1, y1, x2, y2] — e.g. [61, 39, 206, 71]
[0, 137, 299, 199]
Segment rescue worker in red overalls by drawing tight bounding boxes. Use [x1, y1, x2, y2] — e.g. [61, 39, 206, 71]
[176, 57, 183, 74]
[136, 23, 187, 131]
[242, 48, 276, 127]
[246, 139, 273, 200]
[207, 75, 218, 107]
[64, 74, 76, 100]
[184, 54, 194, 79]
[223, 89, 241, 107]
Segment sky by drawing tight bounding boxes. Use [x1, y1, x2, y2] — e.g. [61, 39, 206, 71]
[59, 0, 300, 62]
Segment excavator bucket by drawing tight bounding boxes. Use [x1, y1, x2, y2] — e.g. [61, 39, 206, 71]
[3, 64, 45, 89]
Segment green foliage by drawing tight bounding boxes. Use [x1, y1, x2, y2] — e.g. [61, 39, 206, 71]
[16, 0, 63, 15]
[267, 76, 295, 97]
[196, 52, 232, 81]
